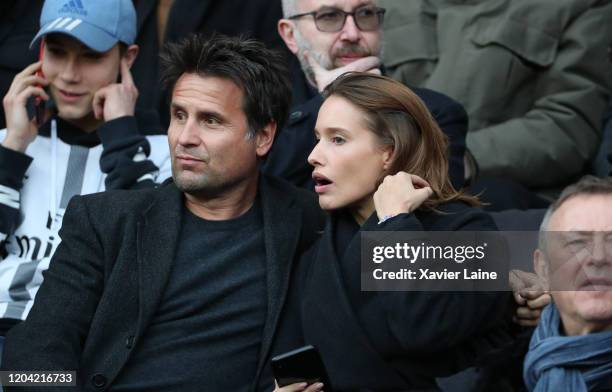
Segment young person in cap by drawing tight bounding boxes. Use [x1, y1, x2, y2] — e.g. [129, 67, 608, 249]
[0, 0, 171, 343]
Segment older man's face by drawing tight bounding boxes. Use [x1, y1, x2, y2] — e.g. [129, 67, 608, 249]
[538, 194, 612, 335]
[289, 0, 383, 79]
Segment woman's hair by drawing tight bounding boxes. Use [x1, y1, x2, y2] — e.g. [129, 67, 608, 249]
[322, 72, 480, 210]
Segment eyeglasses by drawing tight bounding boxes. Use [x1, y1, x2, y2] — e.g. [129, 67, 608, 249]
[288, 6, 386, 32]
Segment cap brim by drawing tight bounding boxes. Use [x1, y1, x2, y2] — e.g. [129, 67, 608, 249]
[30, 19, 118, 53]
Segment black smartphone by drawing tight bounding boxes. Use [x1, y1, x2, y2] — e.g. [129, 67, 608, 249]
[35, 40, 46, 126]
[27, 41, 47, 125]
[271, 345, 332, 390]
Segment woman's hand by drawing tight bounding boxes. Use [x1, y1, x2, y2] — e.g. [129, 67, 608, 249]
[273, 380, 324, 392]
[374, 172, 433, 220]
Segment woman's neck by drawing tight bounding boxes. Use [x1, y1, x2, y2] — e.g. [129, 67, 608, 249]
[350, 197, 375, 226]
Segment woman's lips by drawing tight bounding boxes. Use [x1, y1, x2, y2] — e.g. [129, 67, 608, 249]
[313, 173, 333, 193]
[314, 183, 332, 194]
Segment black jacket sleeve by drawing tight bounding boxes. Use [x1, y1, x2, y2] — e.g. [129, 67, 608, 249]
[356, 209, 512, 357]
[98, 116, 161, 190]
[0, 145, 32, 255]
[2, 195, 104, 390]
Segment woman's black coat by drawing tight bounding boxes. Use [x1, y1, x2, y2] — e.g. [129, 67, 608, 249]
[272, 202, 517, 391]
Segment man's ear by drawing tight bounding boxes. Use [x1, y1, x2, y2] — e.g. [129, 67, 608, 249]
[124, 44, 139, 68]
[278, 19, 299, 54]
[534, 249, 550, 290]
[255, 122, 277, 157]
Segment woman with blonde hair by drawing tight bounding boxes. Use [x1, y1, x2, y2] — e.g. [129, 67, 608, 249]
[273, 73, 514, 392]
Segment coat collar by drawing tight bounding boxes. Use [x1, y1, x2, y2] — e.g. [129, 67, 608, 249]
[301, 216, 408, 388]
[254, 175, 303, 387]
[135, 181, 184, 338]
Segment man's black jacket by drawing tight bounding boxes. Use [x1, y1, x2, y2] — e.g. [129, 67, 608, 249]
[2, 176, 324, 392]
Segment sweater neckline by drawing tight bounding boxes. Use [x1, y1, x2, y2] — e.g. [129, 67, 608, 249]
[38, 116, 101, 148]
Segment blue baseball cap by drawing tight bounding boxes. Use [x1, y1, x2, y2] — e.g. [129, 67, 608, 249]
[30, 0, 137, 52]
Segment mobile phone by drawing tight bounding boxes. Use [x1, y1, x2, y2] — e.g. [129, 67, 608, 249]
[271, 345, 332, 390]
[35, 40, 46, 126]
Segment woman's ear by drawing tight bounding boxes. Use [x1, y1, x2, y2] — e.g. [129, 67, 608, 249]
[382, 146, 394, 171]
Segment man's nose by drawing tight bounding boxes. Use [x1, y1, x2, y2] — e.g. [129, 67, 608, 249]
[589, 235, 612, 266]
[60, 57, 80, 83]
[339, 14, 361, 41]
[177, 119, 201, 146]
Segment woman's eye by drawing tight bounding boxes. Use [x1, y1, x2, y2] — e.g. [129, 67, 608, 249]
[331, 136, 345, 145]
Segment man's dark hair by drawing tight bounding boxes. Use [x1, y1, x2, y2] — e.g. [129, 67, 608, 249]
[160, 34, 292, 137]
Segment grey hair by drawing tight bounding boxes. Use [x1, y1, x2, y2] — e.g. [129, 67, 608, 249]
[538, 175, 612, 253]
[282, 0, 299, 17]
[538, 207, 554, 253]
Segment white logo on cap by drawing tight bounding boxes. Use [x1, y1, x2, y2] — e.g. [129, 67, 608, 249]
[65, 19, 83, 31]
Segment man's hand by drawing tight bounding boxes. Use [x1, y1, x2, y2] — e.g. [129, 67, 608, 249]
[509, 269, 551, 327]
[92, 57, 138, 122]
[374, 172, 433, 219]
[304, 51, 381, 92]
[2, 61, 49, 152]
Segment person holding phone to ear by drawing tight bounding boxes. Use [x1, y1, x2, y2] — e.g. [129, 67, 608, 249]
[0, 0, 171, 351]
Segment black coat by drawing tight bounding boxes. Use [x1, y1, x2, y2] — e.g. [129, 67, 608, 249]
[263, 86, 469, 191]
[2, 176, 325, 392]
[271, 203, 516, 391]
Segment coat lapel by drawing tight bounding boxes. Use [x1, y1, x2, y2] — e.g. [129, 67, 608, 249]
[253, 175, 303, 386]
[135, 182, 184, 338]
[302, 219, 408, 389]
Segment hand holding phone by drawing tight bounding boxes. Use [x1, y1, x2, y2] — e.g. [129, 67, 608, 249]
[271, 345, 332, 391]
[1, 45, 49, 153]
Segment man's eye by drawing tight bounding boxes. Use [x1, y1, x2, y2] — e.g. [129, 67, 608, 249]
[173, 111, 187, 121]
[83, 52, 103, 60]
[202, 116, 220, 126]
[47, 47, 65, 56]
[316, 10, 342, 21]
[566, 239, 588, 251]
[356, 7, 376, 17]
